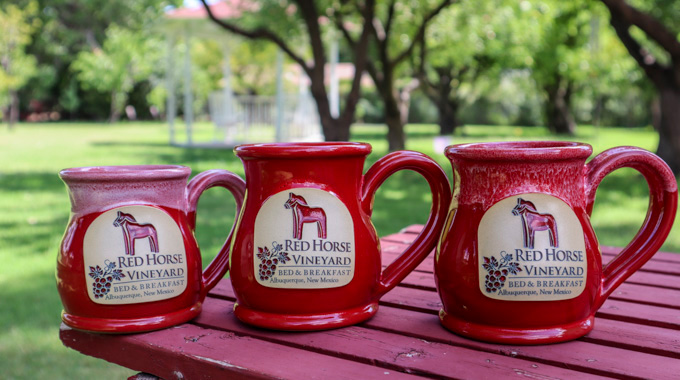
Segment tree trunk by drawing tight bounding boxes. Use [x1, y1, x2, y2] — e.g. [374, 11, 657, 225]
[199, 0, 376, 145]
[8, 89, 19, 129]
[544, 81, 576, 135]
[109, 90, 122, 123]
[385, 113, 406, 152]
[438, 97, 458, 135]
[419, 67, 460, 136]
[598, 0, 680, 172]
[592, 95, 608, 127]
[397, 78, 420, 127]
[383, 91, 406, 151]
[308, 77, 351, 141]
[655, 85, 680, 174]
[318, 109, 351, 141]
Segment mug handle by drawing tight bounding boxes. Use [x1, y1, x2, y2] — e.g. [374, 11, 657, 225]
[361, 151, 452, 298]
[186, 169, 246, 298]
[585, 147, 677, 308]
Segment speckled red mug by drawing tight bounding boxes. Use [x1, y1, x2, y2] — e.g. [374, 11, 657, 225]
[57, 165, 245, 333]
[436, 142, 677, 344]
[230, 142, 451, 330]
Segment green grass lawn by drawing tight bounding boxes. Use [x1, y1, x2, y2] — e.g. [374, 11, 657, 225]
[0, 121, 676, 379]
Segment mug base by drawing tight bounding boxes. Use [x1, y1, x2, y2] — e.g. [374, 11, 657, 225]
[233, 302, 379, 331]
[439, 309, 595, 345]
[61, 303, 202, 333]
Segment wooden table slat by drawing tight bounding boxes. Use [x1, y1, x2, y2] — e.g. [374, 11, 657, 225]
[361, 302, 680, 379]
[625, 271, 680, 290]
[596, 299, 680, 330]
[60, 324, 422, 380]
[194, 297, 615, 380]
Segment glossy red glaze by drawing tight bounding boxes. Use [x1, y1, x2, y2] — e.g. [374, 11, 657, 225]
[437, 142, 677, 344]
[231, 142, 451, 330]
[57, 165, 245, 333]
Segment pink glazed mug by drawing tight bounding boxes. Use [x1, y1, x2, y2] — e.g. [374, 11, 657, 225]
[57, 165, 245, 333]
[436, 142, 677, 344]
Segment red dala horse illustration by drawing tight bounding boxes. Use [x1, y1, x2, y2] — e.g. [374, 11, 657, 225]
[284, 193, 327, 240]
[112, 211, 159, 256]
[511, 198, 559, 249]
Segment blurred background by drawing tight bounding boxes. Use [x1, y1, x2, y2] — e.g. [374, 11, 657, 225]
[1, 0, 679, 378]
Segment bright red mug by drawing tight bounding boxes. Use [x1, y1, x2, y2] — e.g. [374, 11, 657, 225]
[57, 165, 245, 333]
[230, 142, 451, 330]
[436, 142, 677, 344]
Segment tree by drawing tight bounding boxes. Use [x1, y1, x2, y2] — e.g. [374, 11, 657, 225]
[525, 1, 593, 135]
[416, 0, 522, 135]
[599, 0, 680, 173]
[71, 25, 163, 122]
[587, 9, 653, 128]
[201, 0, 375, 142]
[0, 1, 40, 128]
[336, 0, 453, 150]
[0, 0, 181, 120]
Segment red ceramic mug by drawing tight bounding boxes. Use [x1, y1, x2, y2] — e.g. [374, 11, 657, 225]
[230, 142, 451, 330]
[436, 142, 677, 344]
[57, 165, 245, 333]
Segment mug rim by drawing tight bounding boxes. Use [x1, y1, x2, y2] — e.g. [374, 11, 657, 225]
[234, 142, 372, 158]
[445, 141, 593, 161]
[59, 165, 191, 182]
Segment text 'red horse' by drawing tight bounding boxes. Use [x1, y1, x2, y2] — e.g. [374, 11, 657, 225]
[113, 211, 159, 256]
[284, 193, 327, 240]
[511, 198, 559, 249]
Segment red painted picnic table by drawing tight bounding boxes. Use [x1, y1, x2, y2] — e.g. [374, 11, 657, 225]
[60, 225, 680, 379]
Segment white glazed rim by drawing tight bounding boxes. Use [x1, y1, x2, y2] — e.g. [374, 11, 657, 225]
[445, 141, 593, 161]
[59, 165, 190, 182]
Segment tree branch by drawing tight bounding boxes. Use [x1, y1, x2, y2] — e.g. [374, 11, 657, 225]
[414, 30, 437, 98]
[199, 0, 310, 74]
[602, 1, 668, 86]
[600, 0, 680, 61]
[392, 0, 454, 66]
[384, 0, 397, 39]
[294, 0, 326, 76]
[339, 0, 376, 124]
[333, 8, 357, 48]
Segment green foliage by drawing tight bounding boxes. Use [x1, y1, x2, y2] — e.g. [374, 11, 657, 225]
[72, 25, 164, 121]
[58, 77, 80, 113]
[582, 5, 654, 127]
[0, 0, 181, 119]
[230, 40, 280, 95]
[423, 0, 523, 104]
[521, 1, 591, 83]
[188, 38, 281, 98]
[0, 1, 40, 104]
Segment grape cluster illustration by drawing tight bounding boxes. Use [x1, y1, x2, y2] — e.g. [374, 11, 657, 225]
[482, 251, 521, 293]
[88, 261, 125, 299]
[257, 242, 290, 281]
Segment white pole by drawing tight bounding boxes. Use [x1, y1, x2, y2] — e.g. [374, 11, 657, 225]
[183, 27, 194, 146]
[166, 33, 177, 145]
[275, 49, 284, 142]
[221, 41, 235, 142]
[329, 34, 339, 118]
